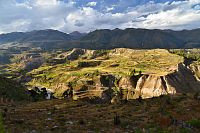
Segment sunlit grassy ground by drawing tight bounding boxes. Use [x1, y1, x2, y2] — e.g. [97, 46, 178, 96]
[25, 49, 183, 91]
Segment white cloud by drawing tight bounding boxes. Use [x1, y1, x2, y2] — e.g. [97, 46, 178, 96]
[105, 7, 115, 12]
[86, 1, 97, 7]
[0, 0, 200, 34]
[35, 0, 58, 6]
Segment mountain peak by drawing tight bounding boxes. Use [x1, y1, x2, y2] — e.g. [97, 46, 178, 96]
[69, 31, 86, 39]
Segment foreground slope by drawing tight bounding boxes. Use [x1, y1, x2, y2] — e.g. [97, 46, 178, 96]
[3, 96, 200, 133]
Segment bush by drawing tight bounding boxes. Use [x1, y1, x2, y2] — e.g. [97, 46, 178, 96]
[187, 119, 200, 128]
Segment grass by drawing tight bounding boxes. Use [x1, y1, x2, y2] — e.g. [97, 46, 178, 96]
[187, 119, 200, 128]
[0, 113, 5, 133]
[2, 94, 200, 133]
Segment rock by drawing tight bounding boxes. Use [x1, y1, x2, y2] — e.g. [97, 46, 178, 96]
[111, 96, 120, 104]
[30, 130, 37, 133]
[47, 112, 51, 115]
[66, 48, 86, 60]
[46, 118, 52, 121]
[118, 76, 140, 100]
[134, 75, 169, 99]
[53, 83, 72, 98]
[51, 126, 59, 130]
[66, 121, 74, 125]
[133, 63, 200, 99]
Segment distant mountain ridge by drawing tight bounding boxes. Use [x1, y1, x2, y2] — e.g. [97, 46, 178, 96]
[80, 28, 200, 49]
[0, 29, 85, 44]
[1, 28, 200, 49]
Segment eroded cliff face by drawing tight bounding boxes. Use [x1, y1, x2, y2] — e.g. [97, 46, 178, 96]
[32, 62, 200, 102]
[79, 63, 200, 102]
[190, 62, 200, 80]
[132, 63, 200, 99]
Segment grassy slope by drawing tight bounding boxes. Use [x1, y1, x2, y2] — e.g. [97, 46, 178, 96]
[26, 49, 183, 90]
[0, 76, 28, 101]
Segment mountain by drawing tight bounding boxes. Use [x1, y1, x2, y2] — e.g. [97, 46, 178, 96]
[0, 32, 25, 44]
[69, 31, 87, 40]
[1, 28, 200, 49]
[0, 29, 87, 44]
[80, 28, 200, 49]
[0, 29, 71, 44]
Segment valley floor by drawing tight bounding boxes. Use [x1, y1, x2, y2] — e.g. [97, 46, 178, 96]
[1, 94, 200, 133]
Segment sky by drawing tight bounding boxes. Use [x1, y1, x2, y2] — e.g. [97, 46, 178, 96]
[0, 0, 200, 34]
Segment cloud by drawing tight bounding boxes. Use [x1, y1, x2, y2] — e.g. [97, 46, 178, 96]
[35, 0, 59, 6]
[130, 0, 200, 30]
[74, 20, 84, 27]
[86, 2, 97, 7]
[105, 6, 115, 12]
[194, 4, 200, 10]
[0, 0, 200, 34]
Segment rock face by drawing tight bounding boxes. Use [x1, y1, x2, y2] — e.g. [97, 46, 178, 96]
[72, 75, 115, 103]
[133, 63, 200, 99]
[73, 63, 200, 102]
[190, 63, 200, 80]
[118, 76, 139, 100]
[53, 83, 71, 98]
[134, 75, 174, 99]
[66, 48, 86, 60]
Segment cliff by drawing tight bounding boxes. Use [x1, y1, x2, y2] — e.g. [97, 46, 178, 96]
[71, 63, 200, 102]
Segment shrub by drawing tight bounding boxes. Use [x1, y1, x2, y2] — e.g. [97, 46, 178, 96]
[187, 119, 200, 128]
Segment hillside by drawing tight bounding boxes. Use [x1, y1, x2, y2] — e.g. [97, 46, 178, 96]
[2, 47, 200, 101]
[6, 48, 184, 99]
[80, 28, 184, 49]
[3, 97, 200, 133]
[0, 76, 28, 101]
[1, 28, 200, 50]
[0, 48, 200, 132]
[80, 28, 200, 49]
[0, 29, 85, 50]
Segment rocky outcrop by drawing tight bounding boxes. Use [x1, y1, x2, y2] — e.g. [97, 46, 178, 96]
[66, 48, 86, 60]
[133, 63, 200, 99]
[24, 57, 44, 71]
[190, 62, 200, 80]
[118, 76, 140, 100]
[53, 83, 71, 98]
[72, 75, 115, 103]
[133, 75, 175, 99]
